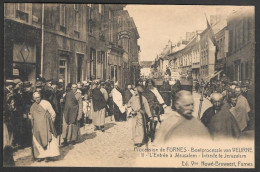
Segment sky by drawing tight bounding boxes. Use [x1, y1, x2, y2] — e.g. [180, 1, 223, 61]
[125, 5, 245, 61]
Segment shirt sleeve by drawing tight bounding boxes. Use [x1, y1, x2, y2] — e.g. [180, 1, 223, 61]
[77, 93, 83, 120]
[43, 100, 56, 121]
[143, 96, 152, 118]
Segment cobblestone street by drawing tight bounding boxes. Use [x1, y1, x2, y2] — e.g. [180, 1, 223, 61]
[13, 92, 213, 167]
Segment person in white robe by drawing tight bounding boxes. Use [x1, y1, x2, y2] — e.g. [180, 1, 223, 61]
[29, 92, 60, 162]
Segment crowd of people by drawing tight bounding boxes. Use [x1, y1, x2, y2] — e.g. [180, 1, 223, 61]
[3, 74, 254, 166]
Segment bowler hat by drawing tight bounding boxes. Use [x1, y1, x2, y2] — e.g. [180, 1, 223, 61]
[13, 79, 22, 84]
[23, 81, 32, 87]
[35, 81, 42, 87]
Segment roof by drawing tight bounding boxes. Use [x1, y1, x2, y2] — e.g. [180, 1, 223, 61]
[139, 61, 153, 68]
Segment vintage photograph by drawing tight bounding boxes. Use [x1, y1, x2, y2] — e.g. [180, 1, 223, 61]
[3, 3, 255, 167]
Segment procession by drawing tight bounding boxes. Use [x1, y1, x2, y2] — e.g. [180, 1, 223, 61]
[3, 4, 255, 167]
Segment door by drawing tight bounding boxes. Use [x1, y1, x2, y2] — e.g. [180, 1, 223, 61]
[77, 54, 83, 82]
[59, 58, 68, 87]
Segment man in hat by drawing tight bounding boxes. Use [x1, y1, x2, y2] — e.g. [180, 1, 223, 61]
[203, 93, 240, 139]
[111, 81, 126, 121]
[48, 80, 63, 135]
[21, 81, 34, 147]
[125, 84, 134, 105]
[155, 91, 211, 145]
[42, 79, 53, 101]
[12, 79, 24, 147]
[62, 84, 83, 145]
[159, 79, 171, 106]
[91, 81, 107, 132]
[104, 80, 114, 117]
[3, 80, 16, 166]
[142, 79, 161, 142]
[29, 91, 60, 162]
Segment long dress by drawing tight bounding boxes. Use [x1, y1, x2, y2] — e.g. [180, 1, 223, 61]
[207, 103, 241, 139]
[127, 95, 152, 144]
[30, 100, 60, 159]
[62, 90, 83, 142]
[111, 88, 126, 121]
[230, 95, 250, 132]
[92, 88, 107, 127]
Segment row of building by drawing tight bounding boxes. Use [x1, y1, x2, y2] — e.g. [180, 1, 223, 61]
[4, 3, 140, 88]
[152, 7, 255, 86]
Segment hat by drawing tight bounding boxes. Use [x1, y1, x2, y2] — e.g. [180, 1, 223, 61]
[35, 81, 42, 87]
[40, 77, 46, 82]
[46, 79, 52, 83]
[23, 81, 32, 87]
[5, 80, 14, 86]
[58, 79, 63, 83]
[13, 79, 22, 84]
[51, 80, 59, 85]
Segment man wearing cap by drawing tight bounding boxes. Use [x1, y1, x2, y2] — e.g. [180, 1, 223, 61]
[62, 84, 83, 145]
[111, 81, 126, 121]
[155, 91, 211, 145]
[203, 93, 240, 139]
[91, 81, 107, 132]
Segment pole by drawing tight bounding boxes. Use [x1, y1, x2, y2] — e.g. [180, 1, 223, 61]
[40, 4, 44, 77]
[197, 84, 205, 119]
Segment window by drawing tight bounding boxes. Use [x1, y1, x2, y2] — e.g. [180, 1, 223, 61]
[74, 4, 79, 11]
[17, 3, 26, 12]
[229, 30, 233, 53]
[248, 17, 251, 42]
[16, 3, 28, 22]
[59, 59, 68, 86]
[90, 49, 96, 79]
[60, 5, 66, 26]
[98, 4, 103, 14]
[77, 54, 83, 82]
[109, 10, 112, 20]
[60, 5, 66, 33]
[74, 4, 80, 34]
[87, 7, 93, 33]
[109, 22, 113, 42]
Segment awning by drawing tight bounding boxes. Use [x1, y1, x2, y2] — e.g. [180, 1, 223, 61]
[204, 70, 223, 82]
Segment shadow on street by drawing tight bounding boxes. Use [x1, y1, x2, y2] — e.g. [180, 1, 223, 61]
[104, 123, 116, 131]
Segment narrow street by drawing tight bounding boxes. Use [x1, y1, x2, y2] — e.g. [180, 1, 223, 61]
[13, 92, 213, 167]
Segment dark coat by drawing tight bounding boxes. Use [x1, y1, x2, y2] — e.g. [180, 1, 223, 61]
[206, 103, 241, 139]
[124, 89, 133, 104]
[92, 88, 107, 112]
[63, 90, 79, 125]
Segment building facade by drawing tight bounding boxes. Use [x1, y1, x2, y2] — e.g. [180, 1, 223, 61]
[4, 3, 140, 89]
[226, 7, 255, 83]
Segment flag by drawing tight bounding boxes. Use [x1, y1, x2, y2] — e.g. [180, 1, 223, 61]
[205, 14, 219, 68]
[205, 14, 217, 46]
